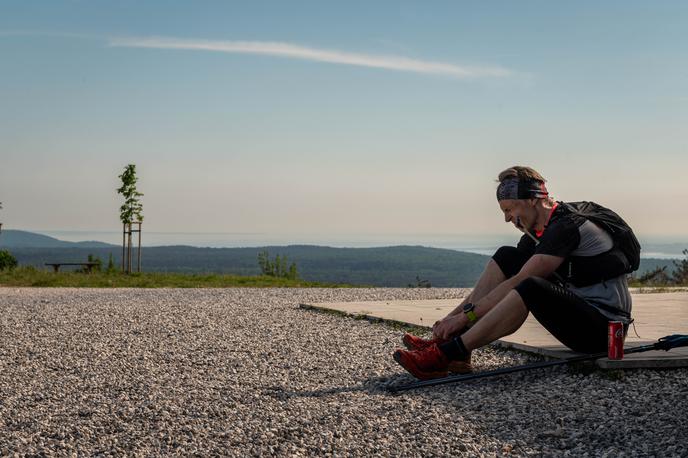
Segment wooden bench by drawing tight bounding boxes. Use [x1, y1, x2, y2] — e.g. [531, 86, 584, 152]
[45, 262, 100, 273]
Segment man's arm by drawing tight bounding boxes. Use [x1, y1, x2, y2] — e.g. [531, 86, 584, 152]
[446, 297, 472, 317]
[447, 235, 537, 317]
[433, 254, 565, 339]
[473, 254, 564, 315]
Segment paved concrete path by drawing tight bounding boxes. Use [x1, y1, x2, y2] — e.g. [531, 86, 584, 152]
[302, 289, 688, 369]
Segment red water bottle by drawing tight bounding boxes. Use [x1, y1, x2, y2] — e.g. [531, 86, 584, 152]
[608, 321, 624, 360]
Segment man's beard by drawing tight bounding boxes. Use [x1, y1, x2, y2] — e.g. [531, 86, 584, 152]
[515, 217, 533, 233]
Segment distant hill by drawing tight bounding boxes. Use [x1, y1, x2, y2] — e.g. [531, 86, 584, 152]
[0, 230, 116, 248]
[4, 243, 489, 287]
[0, 230, 682, 287]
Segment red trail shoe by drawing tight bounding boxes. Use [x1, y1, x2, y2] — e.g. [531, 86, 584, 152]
[401, 333, 449, 351]
[393, 344, 472, 380]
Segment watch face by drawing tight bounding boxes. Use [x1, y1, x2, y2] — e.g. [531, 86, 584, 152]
[463, 303, 474, 313]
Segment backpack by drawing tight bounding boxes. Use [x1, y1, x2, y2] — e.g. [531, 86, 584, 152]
[560, 201, 641, 273]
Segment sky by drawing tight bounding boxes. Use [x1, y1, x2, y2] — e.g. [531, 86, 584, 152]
[1, 1, 687, 243]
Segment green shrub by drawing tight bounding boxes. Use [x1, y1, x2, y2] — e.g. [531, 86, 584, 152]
[106, 253, 116, 273]
[0, 250, 18, 271]
[630, 248, 688, 287]
[635, 266, 671, 286]
[257, 250, 299, 280]
[672, 249, 688, 285]
[87, 254, 103, 272]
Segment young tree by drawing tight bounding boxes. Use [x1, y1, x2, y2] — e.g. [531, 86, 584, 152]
[106, 253, 116, 273]
[117, 164, 144, 273]
[275, 254, 284, 277]
[287, 262, 299, 280]
[258, 250, 273, 276]
[117, 164, 144, 225]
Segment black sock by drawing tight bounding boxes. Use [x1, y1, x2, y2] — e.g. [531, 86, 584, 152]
[439, 336, 469, 361]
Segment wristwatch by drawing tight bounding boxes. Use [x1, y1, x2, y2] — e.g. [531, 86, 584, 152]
[463, 302, 478, 325]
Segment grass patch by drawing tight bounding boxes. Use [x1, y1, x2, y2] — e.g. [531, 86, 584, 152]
[0, 267, 351, 288]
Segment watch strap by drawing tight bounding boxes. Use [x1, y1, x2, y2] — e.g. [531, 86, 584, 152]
[463, 302, 478, 324]
[465, 309, 478, 323]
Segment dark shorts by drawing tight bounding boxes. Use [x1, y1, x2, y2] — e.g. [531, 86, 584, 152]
[492, 246, 611, 353]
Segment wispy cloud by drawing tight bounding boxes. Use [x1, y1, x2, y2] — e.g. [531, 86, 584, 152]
[109, 36, 512, 79]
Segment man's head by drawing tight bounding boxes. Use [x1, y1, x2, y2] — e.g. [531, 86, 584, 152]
[496, 166, 552, 233]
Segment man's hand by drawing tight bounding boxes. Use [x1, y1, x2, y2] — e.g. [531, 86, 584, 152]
[432, 314, 467, 340]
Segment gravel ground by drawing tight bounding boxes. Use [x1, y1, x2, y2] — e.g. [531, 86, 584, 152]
[1, 288, 686, 457]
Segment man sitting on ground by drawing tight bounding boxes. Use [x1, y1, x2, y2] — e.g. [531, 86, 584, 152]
[394, 166, 635, 380]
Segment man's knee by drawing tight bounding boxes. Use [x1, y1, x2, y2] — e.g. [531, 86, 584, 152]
[492, 246, 529, 278]
[484, 258, 504, 276]
[514, 276, 548, 309]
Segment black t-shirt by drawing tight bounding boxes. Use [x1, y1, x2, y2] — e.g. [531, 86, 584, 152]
[516, 204, 584, 259]
[514, 201, 632, 319]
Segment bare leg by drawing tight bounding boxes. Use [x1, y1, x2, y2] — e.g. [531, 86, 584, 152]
[432, 259, 509, 339]
[460, 290, 529, 351]
[449, 260, 506, 316]
[469, 259, 507, 302]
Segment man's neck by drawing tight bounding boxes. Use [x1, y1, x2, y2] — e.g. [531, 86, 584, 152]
[534, 199, 557, 233]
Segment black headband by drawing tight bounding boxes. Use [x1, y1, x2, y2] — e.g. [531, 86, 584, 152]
[496, 177, 548, 201]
